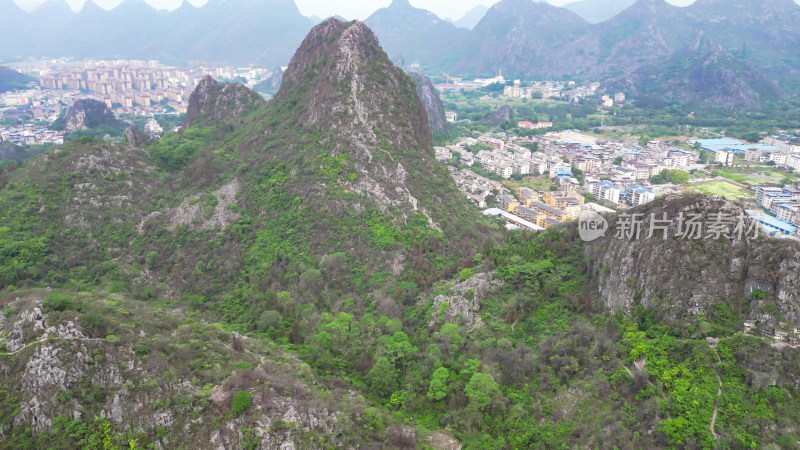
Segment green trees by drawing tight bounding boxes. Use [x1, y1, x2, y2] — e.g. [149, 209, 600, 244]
[231, 391, 252, 416]
[257, 310, 281, 331]
[367, 357, 398, 397]
[426, 367, 451, 401]
[42, 294, 75, 312]
[386, 332, 418, 370]
[650, 169, 690, 185]
[465, 372, 501, 412]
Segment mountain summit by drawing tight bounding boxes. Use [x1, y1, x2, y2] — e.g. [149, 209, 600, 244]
[183, 76, 265, 128]
[272, 19, 460, 220]
[365, 2, 468, 67]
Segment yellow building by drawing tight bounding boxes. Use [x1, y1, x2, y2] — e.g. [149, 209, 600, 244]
[541, 190, 585, 209]
[529, 201, 570, 222]
[517, 187, 540, 207]
[513, 205, 540, 223]
[497, 194, 520, 212]
[540, 217, 562, 229]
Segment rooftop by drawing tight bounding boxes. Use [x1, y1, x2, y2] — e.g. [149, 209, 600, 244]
[688, 138, 782, 153]
[747, 210, 799, 233]
[482, 208, 545, 231]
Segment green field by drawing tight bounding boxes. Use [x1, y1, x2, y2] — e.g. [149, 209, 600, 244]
[686, 180, 754, 201]
[713, 167, 797, 186]
[503, 175, 555, 192]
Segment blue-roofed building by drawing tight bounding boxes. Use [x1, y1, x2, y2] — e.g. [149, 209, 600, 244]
[626, 184, 655, 206]
[688, 138, 782, 154]
[747, 210, 798, 236]
[590, 179, 621, 204]
[554, 169, 572, 182]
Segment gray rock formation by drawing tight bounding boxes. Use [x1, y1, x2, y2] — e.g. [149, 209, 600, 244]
[430, 272, 504, 327]
[62, 99, 118, 133]
[124, 126, 148, 146]
[409, 72, 446, 132]
[183, 76, 266, 129]
[587, 195, 800, 338]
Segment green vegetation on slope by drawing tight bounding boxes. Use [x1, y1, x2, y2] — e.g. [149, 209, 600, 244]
[1, 19, 799, 448]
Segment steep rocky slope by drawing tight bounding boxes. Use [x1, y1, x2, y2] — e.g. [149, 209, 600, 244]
[4, 17, 800, 450]
[452, 0, 800, 108]
[409, 72, 446, 132]
[183, 76, 266, 129]
[457, 0, 592, 78]
[0, 20, 485, 447]
[0, 290, 400, 448]
[53, 99, 120, 133]
[610, 34, 786, 111]
[586, 194, 800, 339]
[264, 18, 471, 224]
[685, 0, 800, 88]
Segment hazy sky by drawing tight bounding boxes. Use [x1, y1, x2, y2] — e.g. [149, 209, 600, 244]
[8, 0, 727, 21]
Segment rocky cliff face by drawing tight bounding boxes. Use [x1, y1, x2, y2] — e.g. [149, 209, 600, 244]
[409, 72, 446, 132]
[0, 291, 394, 448]
[62, 99, 118, 133]
[460, 0, 592, 78]
[586, 195, 800, 340]
[273, 18, 461, 222]
[183, 76, 265, 129]
[448, 0, 800, 110]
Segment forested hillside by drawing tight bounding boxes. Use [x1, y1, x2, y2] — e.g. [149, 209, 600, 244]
[1, 19, 800, 449]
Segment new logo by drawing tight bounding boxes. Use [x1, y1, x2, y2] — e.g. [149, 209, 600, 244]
[578, 211, 608, 242]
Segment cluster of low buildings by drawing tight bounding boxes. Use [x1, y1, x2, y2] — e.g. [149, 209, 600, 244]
[584, 178, 655, 206]
[6, 59, 272, 118]
[690, 136, 800, 170]
[447, 167, 505, 208]
[444, 130, 685, 219]
[501, 79, 610, 104]
[753, 185, 800, 234]
[517, 121, 553, 130]
[495, 187, 613, 230]
[434, 72, 610, 105]
[1, 88, 72, 123]
[439, 134, 579, 186]
[0, 124, 64, 145]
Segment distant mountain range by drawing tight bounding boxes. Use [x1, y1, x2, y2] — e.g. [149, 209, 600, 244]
[0, 0, 314, 68]
[373, 0, 800, 110]
[363, 0, 469, 68]
[2, 0, 800, 110]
